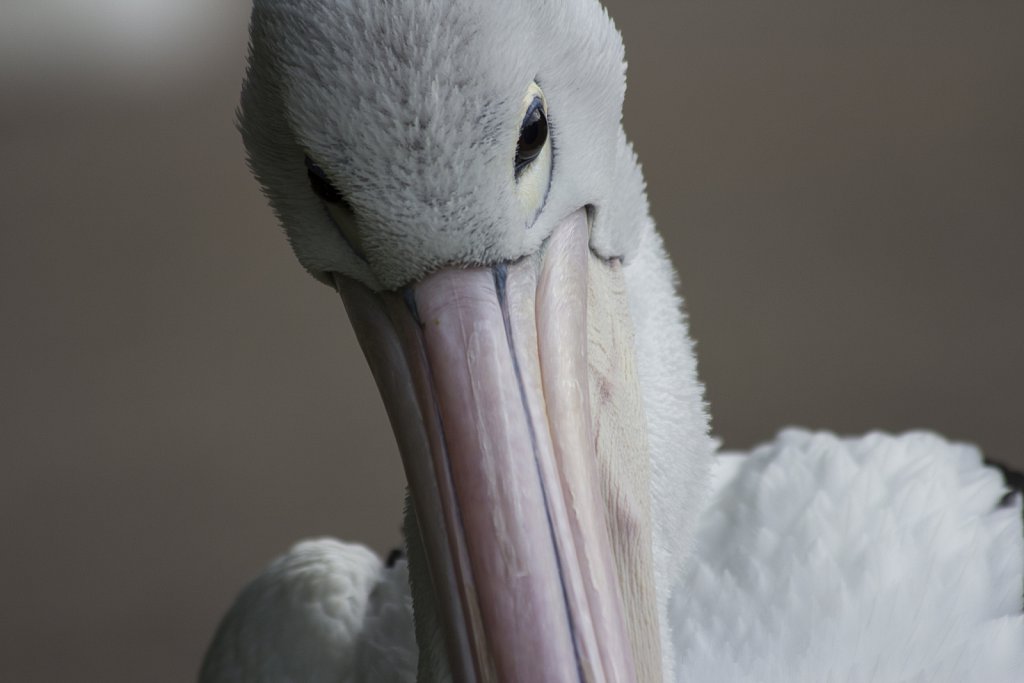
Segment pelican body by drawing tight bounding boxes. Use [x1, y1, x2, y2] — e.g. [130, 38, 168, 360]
[200, 1, 1024, 681]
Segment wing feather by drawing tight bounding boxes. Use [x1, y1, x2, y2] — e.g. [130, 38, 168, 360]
[674, 430, 1024, 682]
[200, 538, 404, 683]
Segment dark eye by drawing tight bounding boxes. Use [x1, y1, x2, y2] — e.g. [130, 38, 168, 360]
[305, 156, 346, 204]
[514, 97, 548, 177]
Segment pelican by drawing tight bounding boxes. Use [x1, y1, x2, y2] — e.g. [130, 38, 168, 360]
[200, 1, 1024, 681]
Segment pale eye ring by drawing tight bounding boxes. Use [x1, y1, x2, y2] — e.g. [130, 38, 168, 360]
[513, 83, 553, 223]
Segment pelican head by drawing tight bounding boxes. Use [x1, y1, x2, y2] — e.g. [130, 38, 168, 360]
[240, 0, 713, 680]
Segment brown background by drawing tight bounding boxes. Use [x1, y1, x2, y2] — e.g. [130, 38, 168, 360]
[2, 2, 1021, 681]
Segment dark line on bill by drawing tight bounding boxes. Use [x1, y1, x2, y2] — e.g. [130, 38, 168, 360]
[492, 264, 585, 682]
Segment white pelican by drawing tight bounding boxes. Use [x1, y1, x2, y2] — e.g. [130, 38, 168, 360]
[201, 0, 1024, 681]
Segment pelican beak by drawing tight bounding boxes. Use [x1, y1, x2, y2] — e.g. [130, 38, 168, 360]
[335, 208, 651, 682]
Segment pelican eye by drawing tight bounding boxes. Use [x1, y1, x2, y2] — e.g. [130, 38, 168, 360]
[303, 155, 364, 258]
[514, 97, 548, 177]
[305, 156, 347, 206]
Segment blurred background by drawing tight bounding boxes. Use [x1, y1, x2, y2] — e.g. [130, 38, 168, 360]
[2, 1, 1021, 680]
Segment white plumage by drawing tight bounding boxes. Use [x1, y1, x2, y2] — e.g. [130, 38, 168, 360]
[675, 430, 1024, 682]
[201, 540, 391, 682]
[203, 0, 1023, 680]
[204, 430, 1023, 682]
